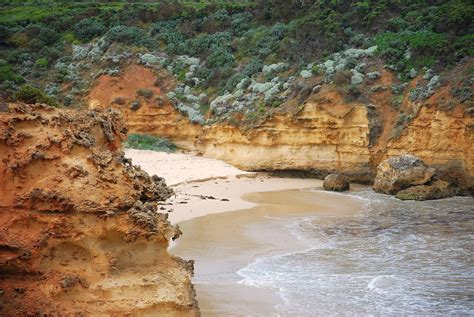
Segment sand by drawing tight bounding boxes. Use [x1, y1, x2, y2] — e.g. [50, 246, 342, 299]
[125, 148, 326, 223]
[171, 189, 365, 316]
[125, 149, 366, 316]
[125, 148, 253, 186]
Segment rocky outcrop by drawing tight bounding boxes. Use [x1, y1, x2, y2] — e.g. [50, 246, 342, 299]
[0, 104, 199, 316]
[396, 180, 460, 201]
[88, 65, 202, 149]
[373, 154, 464, 200]
[373, 154, 435, 194]
[196, 96, 373, 182]
[88, 64, 474, 190]
[323, 174, 350, 192]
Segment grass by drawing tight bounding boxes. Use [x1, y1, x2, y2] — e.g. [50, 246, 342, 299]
[123, 133, 177, 152]
[0, 2, 124, 24]
[0, 1, 254, 24]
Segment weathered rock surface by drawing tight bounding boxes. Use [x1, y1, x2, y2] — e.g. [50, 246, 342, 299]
[396, 180, 459, 201]
[0, 103, 199, 316]
[373, 154, 436, 194]
[88, 65, 474, 191]
[323, 174, 350, 191]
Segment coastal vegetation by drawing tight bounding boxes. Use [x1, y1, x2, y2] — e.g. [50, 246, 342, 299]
[124, 133, 178, 152]
[1, 2, 473, 316]
[0, 0, 472, 117]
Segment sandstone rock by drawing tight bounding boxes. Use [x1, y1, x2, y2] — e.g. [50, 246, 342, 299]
[373, 154, 436, 194]
[0, 103, 198, 316]
[396, 180, 459, 201]
[88, 65, 474, 187]
[323, 174, 350, 192]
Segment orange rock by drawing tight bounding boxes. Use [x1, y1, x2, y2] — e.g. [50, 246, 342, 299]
[0, 103, 199, 316]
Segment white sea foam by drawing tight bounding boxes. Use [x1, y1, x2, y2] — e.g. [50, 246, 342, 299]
[234, 193, 474, 316]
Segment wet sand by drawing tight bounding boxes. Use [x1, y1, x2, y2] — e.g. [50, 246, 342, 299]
[126, 149, 365, 315]
[171, 188, 365, 316]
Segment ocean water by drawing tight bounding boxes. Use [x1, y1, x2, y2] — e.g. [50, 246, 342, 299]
[237, 190, 474, 316]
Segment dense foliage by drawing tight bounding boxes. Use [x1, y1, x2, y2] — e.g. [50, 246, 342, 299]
[124, 133, 177, 152]
[0, 0, 472, 105]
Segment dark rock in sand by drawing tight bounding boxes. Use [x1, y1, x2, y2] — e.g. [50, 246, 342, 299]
[323, 174, 350, 192]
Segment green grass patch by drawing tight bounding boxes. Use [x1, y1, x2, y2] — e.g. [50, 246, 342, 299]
[124, 134, 177, 152]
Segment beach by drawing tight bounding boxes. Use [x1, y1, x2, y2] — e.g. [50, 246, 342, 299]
[125, 149, 366, 315]
[125, 149, 474, 316]
[125, 148, 336, 224]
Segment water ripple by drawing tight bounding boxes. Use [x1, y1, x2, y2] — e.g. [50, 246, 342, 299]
[238, 191, 474, 316]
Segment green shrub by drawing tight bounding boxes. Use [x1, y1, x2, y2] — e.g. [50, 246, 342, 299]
[107, 25, 154, 48]
[391, 95, 404, 110]
[221, 73, 245, 93]
[231, 12, 252, 34]
[243, 58, 263, 76]
[14, 84, 59, 107]
[62, 31, 80, 44]
[124, 134, 177, 152]
[152, 20, 187, 54]
[137, 88, 154, 99]
[7, 32, 29, 48]
[454, 35, 474, 58]
[206, 45, 235, 68]
[73, 17, 105, 42]
[35, 57, 48, 68]
[374, 31, 449, 73]
[311, 64, 321, 75]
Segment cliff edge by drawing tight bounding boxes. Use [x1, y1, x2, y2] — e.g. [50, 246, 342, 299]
[0, 103, 199, 316]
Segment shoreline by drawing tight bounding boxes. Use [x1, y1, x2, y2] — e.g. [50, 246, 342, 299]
[125, 148, 338, 223]
[125, 149, 367, 315]
[171, 188, 366, 316]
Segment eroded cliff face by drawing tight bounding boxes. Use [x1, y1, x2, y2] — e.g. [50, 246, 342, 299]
[88, 65, 201, 148]
[88, 64, 473, 189]
[386, 105, 474, 188]
[0, 103, 199, 316]
[196, 93, 373, 181]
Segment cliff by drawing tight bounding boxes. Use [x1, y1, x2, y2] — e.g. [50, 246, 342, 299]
[0, 103, 199, 316]
[88, 64, 474, 190]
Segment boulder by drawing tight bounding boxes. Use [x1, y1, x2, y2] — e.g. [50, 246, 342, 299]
[373, 154, 435, 194]
[323, 174, 350, 192]
[396, 180, 459, 201]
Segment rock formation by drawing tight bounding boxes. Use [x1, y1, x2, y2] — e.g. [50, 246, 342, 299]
[396, 180, 460, 201]
[373, 154, 436, 194]
[373, 154, 464, 200]
[88, 64, 474, 192]
[323, 174, 350, 192]
[0, 103, 199, 316]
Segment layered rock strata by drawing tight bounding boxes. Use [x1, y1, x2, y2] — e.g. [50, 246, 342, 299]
[88, 65, 473, 191]
[0, 103, 199, 316]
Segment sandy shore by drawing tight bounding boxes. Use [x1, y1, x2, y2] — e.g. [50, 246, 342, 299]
[171, 189, 365, 316]
[125, 149, 326, 223]
[125, 149, 365, 316]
